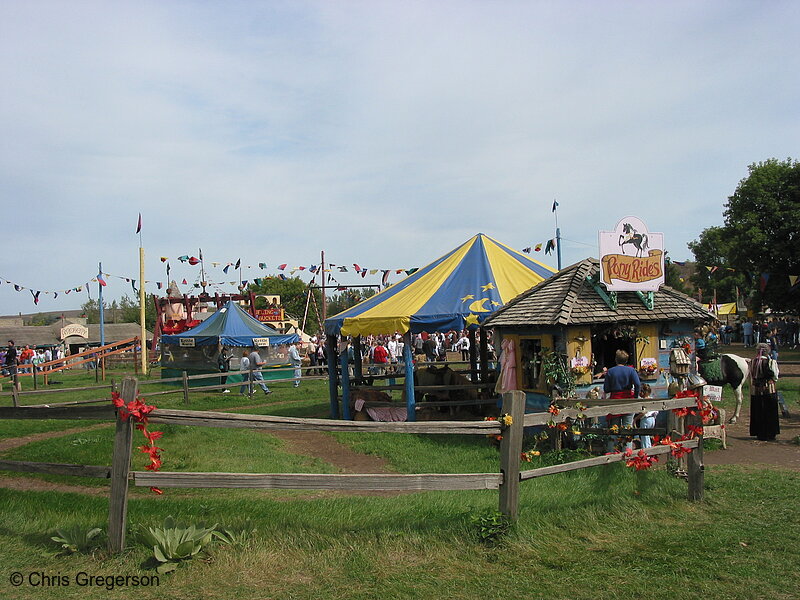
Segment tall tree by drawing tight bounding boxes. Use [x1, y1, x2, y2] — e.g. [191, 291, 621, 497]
[687, 227, 748, 303]
[723, 158, 800, 312]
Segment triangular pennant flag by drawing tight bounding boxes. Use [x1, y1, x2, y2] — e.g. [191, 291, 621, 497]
[182, 278, 188, 285]
[242, 280, 248, 286]
[309, 265, 318, 274]
[406, 268, 418, 276]
[97, 272, 107, 286]
[235, 259, 241, 269]
[259, 263, 267, 269]
[254, 278, 262, 285]
[136, 213, 142, 233]
[188, 256, 200, 266]
[157, 282, 163, 289]
[279, 274, 287, 280]
[710, 266, 719, 274]
[278, 264, 287, 270]
[338, 266, 348, 272]
[31, 290, 40, 304]
[53, 292, 58, 299]
[705, 266, 713, 272]
[353, 263, 361, 273]
[544, 239, 555, 255]
[395, 269, 403, 274]
[178, 255, 189, 262]
[14, 284, 21, 291]
[65, 289, 71, 295]
[223, 265, 230, 274]
[369, 269, 378, 275]
[160, 256, 168, 262]
[522, 247, 531, 254]
[790, 275, 799, 288]
[381, 270, 390, 286]
[361, 270, 367, 278]
[131, 280, 138, 295]
[534, 243, 542, 252]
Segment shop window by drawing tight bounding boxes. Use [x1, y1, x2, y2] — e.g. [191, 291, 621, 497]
[591, 325, 638, 375]
[519, 338, 544, 390]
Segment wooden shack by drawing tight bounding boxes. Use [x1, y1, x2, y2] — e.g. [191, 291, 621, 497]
[482, 258, 715, 410]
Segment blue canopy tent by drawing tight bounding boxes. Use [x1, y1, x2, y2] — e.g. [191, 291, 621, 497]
[323, 234, 556, 420]
[160, 301, 300, 386]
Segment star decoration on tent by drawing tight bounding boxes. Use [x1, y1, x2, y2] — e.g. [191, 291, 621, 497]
[491, 301, 501, 306]
[460, 294, 475, 302]
[481, 282, 495, 291]
[465, 313, 480, 326]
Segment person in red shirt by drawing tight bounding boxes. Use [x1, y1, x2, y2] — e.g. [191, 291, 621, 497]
[371, 341, 390, 376]
[19, 345, 34, 374]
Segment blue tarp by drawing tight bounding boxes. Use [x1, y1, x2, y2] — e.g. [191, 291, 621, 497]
[160, 301, 299, 346]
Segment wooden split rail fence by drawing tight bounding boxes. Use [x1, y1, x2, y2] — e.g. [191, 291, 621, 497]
[0, 378, 705, 552]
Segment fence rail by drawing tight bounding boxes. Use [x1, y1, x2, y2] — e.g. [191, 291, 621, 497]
[0, 378, 707, 554]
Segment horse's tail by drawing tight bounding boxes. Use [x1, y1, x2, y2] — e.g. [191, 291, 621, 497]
[643, 234, 649, 250]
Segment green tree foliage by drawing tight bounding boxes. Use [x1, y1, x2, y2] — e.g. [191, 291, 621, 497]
[663, 251, 689, 295]
[248, 277, 322, 334]
[80, 299, 101, 324]
[691, 158, 800, 313]
[687, 227, 748, 303]
[325, 288, 376, 317]
[119, 294, 157, 330]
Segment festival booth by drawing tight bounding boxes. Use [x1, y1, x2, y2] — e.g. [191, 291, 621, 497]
[323, 233, 556, 421]
[482, 218, 716, 412]
[160, 301, 300, 387]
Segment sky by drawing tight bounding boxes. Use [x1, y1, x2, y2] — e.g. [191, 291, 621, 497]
[1, 0, 798, 316]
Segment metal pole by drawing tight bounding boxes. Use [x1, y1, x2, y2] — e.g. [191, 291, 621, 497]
[99, 262, 105, 348]
[139, 247, 147, 375]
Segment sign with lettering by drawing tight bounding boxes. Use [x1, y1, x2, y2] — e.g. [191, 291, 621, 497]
[599, 217, 664, 291]
[179, 338, 196, 347]
[252, 337, 271, 347]
[60, 324, 89, 339]
[254, 308, 284, 322]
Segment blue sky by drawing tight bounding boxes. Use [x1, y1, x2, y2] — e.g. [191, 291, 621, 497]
[1, 1, 798, 315]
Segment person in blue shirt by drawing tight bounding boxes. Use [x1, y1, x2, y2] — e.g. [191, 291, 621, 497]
[603, 349, 641, 451]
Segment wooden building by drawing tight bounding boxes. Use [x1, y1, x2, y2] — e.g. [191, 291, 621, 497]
[482, 258, 715, 410]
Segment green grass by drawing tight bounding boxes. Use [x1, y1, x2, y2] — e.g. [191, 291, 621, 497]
[0, 368, 798, 599]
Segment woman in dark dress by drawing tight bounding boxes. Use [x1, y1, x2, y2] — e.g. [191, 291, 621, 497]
[749, 343, 780, 441]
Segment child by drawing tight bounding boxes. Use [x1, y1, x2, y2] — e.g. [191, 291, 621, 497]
[636, 383, 657, 449]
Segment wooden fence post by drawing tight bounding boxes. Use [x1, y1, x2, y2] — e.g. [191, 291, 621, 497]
[108, 376, 137, 554]
[686, 412, 704, 501]
[182, 371, 190, 405]
[499, 390, 526, 520]
[10, 385, 19, 408]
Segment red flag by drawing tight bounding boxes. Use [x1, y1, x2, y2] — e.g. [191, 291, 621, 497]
[136, 213, 142, 233]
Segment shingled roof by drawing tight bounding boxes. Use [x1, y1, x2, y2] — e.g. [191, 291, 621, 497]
[483, 258, 715, 328]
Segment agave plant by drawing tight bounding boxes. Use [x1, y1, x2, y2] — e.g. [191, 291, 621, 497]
[51, 525, 103, 554]
[138, 516, 218, 574]
[212, 519, 257, 548]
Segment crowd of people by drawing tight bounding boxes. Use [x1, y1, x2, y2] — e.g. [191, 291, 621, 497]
[1, 341, 66, 377]
[721, 317, 799, 349]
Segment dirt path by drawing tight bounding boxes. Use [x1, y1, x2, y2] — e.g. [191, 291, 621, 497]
[0, 423, 111, 452]
[704, 411, 800, 471]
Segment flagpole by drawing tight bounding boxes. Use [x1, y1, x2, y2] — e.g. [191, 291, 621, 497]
[98, 262, 105, 348]
[553, 199, 562, 271]
[137, 213, 147, 376]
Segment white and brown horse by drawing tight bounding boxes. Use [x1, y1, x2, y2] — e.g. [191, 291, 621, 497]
[709, 354, 750, 424]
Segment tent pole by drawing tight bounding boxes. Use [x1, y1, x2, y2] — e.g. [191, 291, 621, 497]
[354, 336, 363, 384]
[340, 345, 351, 420]
[326, 334, 339, 419]
[479, 326, 489, 397]
[403, 332, 415, 422]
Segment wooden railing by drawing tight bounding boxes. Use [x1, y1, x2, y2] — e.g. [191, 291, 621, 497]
[0, 379, 705, 553]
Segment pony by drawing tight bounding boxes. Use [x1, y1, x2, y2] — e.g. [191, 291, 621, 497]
[707, 354, 750, 424]
[618, 223, 649, 257]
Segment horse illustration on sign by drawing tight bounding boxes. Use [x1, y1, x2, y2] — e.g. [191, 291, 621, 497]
[618, 222, 649, 257]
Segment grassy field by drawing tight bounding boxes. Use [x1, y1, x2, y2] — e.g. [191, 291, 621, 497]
[0, 364, 798, 599]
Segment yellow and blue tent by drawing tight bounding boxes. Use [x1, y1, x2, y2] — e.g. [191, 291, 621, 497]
[324, 233, 556, 337]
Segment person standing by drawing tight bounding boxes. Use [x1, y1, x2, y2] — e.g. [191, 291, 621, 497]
[457, 332, 470, 361]
[238, 349, 251, 396]
[742, 320, 753, 348]
[289, 340, 302, 388]
[603, 349, 641, 451]
[636, 384, 657, 449]
[217, 347, 231, 393]
[749, 343, 780, 441]
[247, 347, 272, 395]
[371, 341, 390, 375]
[307, 337, 318, 375]
[4, 340, 18, 388]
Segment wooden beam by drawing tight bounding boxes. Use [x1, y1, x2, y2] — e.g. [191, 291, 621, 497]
[499, 390, 525, 520]
[108, 377, 136, 554]
[0, 405, 115, 420]
[131, 471, 502, 491]
[520, 439, 699, 481]
[523, 397, 700, 427]
[146, 407, 501, 435]
[0, 460, 111, 478]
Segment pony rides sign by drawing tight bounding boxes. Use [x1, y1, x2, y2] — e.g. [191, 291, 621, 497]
[598, 217, 664, 291]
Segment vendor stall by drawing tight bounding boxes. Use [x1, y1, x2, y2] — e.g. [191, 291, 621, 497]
[159, 301, 299, 386]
